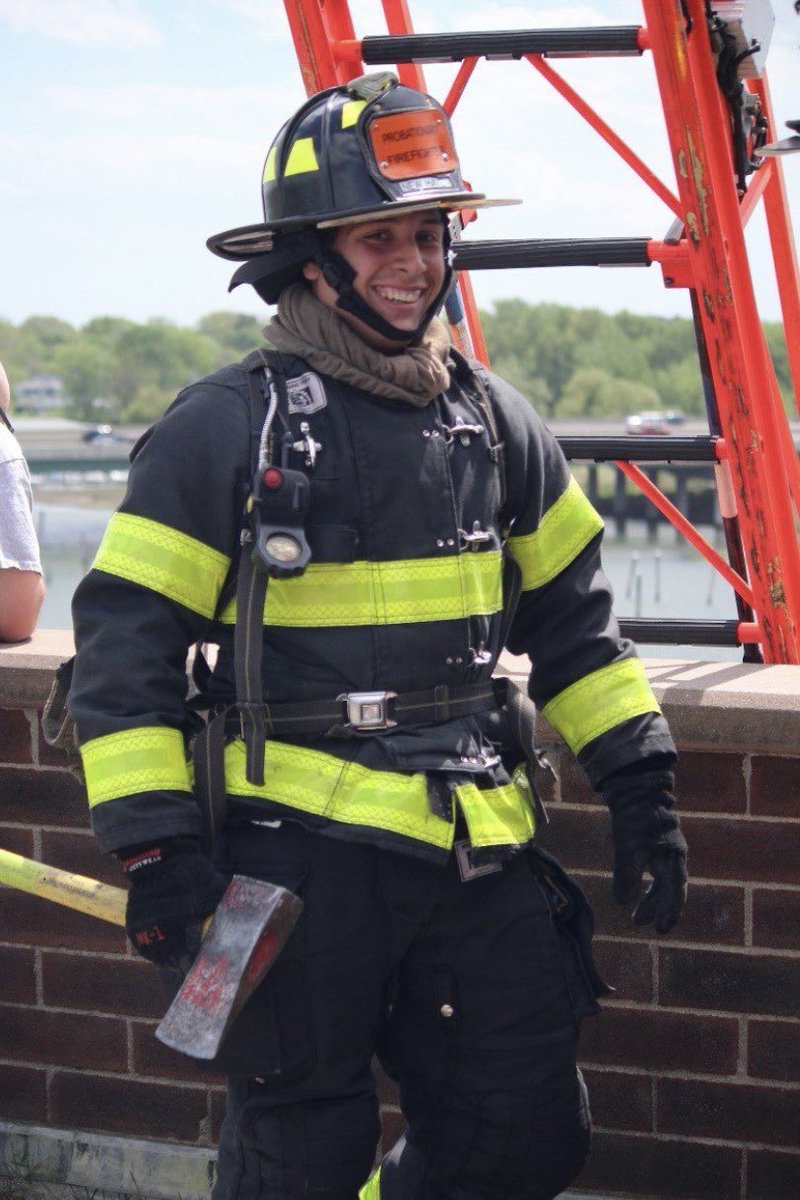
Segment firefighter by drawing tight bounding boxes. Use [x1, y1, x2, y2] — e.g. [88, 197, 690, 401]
[69, 74, 688, 1200]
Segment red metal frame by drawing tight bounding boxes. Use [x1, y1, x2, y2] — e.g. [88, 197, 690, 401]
[281, 0, 800, 663]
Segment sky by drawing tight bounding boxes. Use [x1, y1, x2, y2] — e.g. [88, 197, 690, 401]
[1, 0, 799, 330]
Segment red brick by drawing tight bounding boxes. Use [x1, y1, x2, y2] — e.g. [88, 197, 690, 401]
[0, 1005, 127, 1071]
[747, 1147, 800, 1199]
[576, 872, 746, 946]
[748, 1019, 800, 1083]
[750, 756, 800, 818]
[373, 1057, 400, 1109]
[50, 1070, 210, 1142]
[660, 946, 800, 1018]
[581, 1068, 653, 1132]
[0, 887, 126, 952]
[210, 1085, 227, 1143]
[576, 1130, 742, 1200]
[681, 815, 800, 885]
[40, 828, 121, 886]
[132, 1020, 222, 1084]
[675, 751, 747, 814]
[0, 944, 36, 1003]
[0, 1064, 47, 1123]
[558, 755, 596, 805]
[753, 887, 800, 951]
[42, 949, 159, 1018]
[536, 806, 610, 872]
[0, 825, 35, 857]
[0, 765, 87, 828]
[658, 1076, 800, 1147]
[579, 1006, 738, 1074]
[380, 1106, 405, 1155]
[593, 939, 653, 1003]
[0, 708, 34, 764]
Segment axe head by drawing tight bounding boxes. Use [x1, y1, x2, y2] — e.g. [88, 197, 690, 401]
[155, 875, 303, 1059]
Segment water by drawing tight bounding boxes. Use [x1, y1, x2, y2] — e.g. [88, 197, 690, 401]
[32, 476, 742, 662]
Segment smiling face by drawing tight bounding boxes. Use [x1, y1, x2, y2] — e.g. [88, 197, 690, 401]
[302, 210, 447, 351]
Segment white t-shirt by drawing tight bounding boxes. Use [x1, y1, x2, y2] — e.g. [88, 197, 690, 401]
[0, 423, 43, 573]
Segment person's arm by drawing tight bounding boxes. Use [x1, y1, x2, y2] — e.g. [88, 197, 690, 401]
[69, 371, 251, 855]
[0, 569, 45, 641]
[488, 370, 687, 931]
[0, 456, 45, 642]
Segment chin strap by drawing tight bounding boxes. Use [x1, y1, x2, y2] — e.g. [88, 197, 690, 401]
[315, 219, 454, 346]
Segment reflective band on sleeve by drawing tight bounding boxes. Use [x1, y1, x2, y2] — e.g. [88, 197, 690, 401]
[219, 551, 503, 627]
[342, 100, 366, 128]
[359, 1166, 382, 1200]
[455, 764, 536, 849]
[284, 137, 319, 176]
[224, 740, 455, 850]
[542, 658, 661, 756]
[81, 726, 192, 808]
[508, 477, 604, 592]
[92, 512, 231, 619]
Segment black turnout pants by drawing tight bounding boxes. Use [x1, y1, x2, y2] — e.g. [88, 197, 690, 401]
[211, 818, 598, 1200]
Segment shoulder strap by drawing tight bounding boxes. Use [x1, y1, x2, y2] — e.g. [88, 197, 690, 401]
[449, 348, 507, 513]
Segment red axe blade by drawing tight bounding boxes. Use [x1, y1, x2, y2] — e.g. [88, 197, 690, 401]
[155, 875, 303, 1059]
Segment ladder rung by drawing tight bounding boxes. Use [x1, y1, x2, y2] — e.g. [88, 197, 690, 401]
[451, 239, 651, 271]
[618, 619, 744, 646]
[557, 436, 719, 463]
[360, 27, 644, 64]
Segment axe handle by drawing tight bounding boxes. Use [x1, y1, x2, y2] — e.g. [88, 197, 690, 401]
[0, 847, 128, 927]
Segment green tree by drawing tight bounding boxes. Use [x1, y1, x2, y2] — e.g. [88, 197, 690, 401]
[196, 312, 265, 359]
[53, 340, 118, 421]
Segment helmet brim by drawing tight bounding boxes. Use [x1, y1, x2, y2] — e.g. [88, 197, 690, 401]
[207, 195, 520, 262]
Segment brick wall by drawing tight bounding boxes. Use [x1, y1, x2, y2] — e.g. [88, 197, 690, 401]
[1, 635, 799, 1200]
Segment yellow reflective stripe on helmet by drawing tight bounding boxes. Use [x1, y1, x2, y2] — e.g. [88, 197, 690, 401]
[542, 658, 661, 756]
[219, 551, 502, 627]
[342, 100, 366, 129]
[81, 727, 192, 808]
[359, 1167, 382, 1200]
[284, 137, 319, 176]
[508, 477, 604, 592]
[455, 764, 536, 849]
[224, 740, 455, 850]
[92, 513, 230, 619]
[263, 146, 278, 183]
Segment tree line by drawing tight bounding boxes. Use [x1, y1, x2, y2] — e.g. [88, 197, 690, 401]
[0, 305, 792, 425]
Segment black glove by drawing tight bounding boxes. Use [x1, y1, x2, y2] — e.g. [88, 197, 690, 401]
[118, 838, 228, 971]
[603, 768, 688, 934]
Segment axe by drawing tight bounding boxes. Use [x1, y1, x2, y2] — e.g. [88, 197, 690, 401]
[0, 846, 302, 1060]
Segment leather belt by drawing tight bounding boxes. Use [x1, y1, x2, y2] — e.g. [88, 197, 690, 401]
[227, 678, 508, 738]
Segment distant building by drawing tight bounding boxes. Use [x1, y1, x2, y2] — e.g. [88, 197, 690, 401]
[14, 374, 67, 413]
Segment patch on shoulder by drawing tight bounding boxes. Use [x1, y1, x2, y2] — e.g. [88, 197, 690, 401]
[286, 372, 327, 415]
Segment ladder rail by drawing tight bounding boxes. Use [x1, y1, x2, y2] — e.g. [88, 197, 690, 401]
[280, 0, 800, 662]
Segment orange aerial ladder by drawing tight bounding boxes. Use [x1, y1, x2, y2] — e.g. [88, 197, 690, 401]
[281, 0, 800, 664]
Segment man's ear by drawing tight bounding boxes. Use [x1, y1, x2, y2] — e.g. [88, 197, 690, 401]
[302, 261, 321, 282]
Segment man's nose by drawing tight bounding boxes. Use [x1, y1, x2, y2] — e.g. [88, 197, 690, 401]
[394, 236, 426, 271]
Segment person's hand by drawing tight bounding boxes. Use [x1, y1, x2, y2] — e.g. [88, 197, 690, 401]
[118, 838, 228, 971]
[603, 769, 688, 934]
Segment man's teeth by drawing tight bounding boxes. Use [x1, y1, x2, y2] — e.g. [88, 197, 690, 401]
[377, 287, 423, 302]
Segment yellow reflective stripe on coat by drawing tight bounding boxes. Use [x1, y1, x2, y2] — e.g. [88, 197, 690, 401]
[81, 727, 192, 808]
[224, 740, 455, 850]
[507, 477, 604, 592]
[542, 658, 661, 756]
[455, 763, 536, 848]
[359, 1167, 382, 1200]
[92, 512, 230, 619]
[219, 551, 502, 627]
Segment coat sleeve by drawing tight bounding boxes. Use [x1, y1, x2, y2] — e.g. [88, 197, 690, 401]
[485, 369, 676, 788]
[69, 369, 252, 853]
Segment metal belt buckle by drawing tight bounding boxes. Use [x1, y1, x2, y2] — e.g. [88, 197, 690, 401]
[340, 690, 398, 731]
